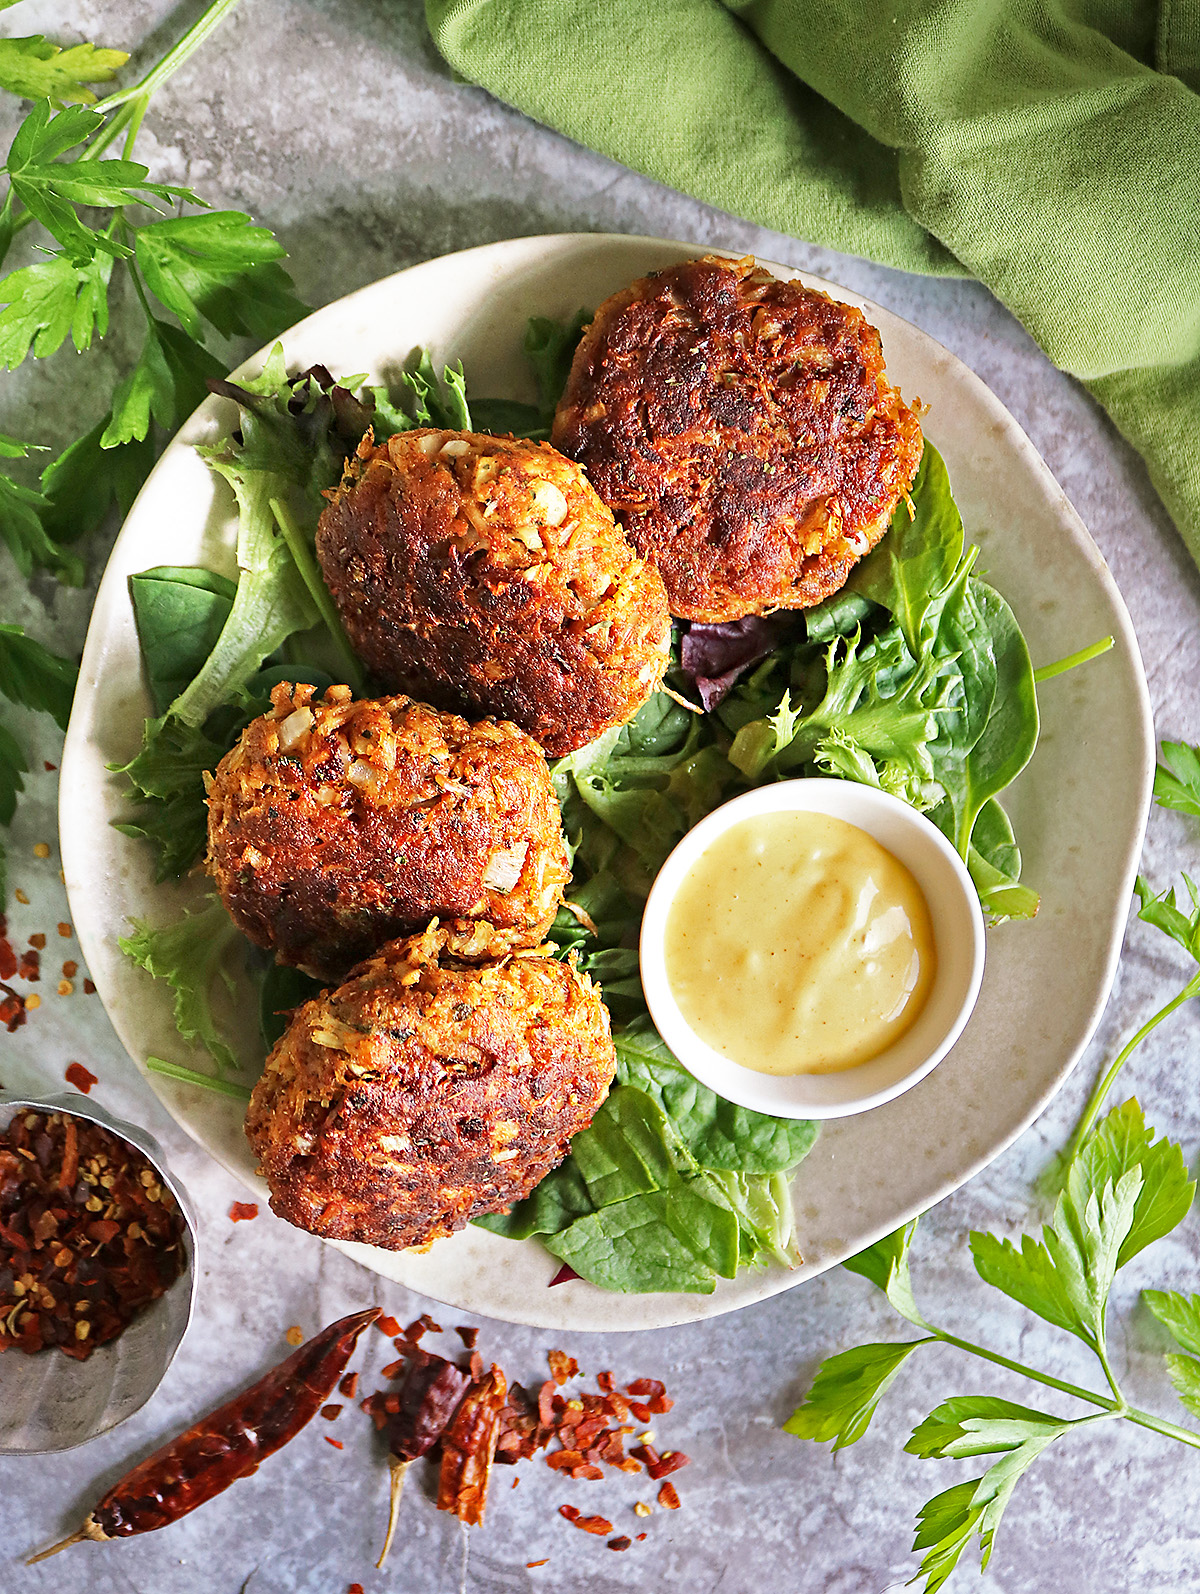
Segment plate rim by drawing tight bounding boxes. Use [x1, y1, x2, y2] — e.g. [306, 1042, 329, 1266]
[59, 230, 1155, 1331]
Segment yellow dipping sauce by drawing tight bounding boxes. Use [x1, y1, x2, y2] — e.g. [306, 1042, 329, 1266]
[663, 811, 936, 1076]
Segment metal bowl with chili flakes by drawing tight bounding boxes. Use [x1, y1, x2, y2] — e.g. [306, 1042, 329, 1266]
[0, 1091, 197, 1455]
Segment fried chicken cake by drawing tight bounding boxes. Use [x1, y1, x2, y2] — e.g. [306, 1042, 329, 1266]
[244, 925, 616, 1250]
[552, 254, 924, 624]
[206, 683, 570, 982]
[315, 429, 672, 757]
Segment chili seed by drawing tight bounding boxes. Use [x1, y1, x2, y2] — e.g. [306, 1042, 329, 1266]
[33, 843, 50, 859]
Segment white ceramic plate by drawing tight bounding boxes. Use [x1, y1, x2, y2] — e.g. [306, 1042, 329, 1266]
[60, 234, 1154, 1332]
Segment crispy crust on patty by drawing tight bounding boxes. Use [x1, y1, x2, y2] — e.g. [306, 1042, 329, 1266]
[552, 254, 924, 624]
[314, 429, 672, 757]
[206, 682, 570, 981]
[244, 925, 616, 1250]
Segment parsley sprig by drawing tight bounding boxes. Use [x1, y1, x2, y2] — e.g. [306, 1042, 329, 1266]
[787, 1099, 1200, 1591]
[0, 0, 300, 586]
[0, 620, 77, 897]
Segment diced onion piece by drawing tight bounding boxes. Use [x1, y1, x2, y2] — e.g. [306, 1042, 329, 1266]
[277, 707, 314, 750]
[482, 842, 529, 894]
[440, 438, 470, 457]
[529, 479, 568, 526]
[416, 432, 444, 455]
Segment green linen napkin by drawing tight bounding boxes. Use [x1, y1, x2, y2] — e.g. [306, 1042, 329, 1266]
[426, 0, 1200, 561]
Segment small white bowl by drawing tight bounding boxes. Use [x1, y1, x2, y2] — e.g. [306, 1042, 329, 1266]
[639, 780, 985, 1120]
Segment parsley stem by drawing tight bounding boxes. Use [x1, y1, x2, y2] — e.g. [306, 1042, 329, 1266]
[1033, 636, 1115, 684]
[931, 1328, 1200, 1448]
[145, 1055, 252, 1100]
[1064, 974, 1200, 1168]
[92, 0, 245, 118]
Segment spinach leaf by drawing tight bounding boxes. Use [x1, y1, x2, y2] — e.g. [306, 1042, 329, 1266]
[474, 1159, 595, 1240]
[468, 397, 544, 439]
[128, 566, 237, 715]
[848, 443, 963, 655]
[614, 1018, 818, 1175]
[966, 798, 1040, 922]
[943, 580, 1039, 856]
[258, 961, 325, 1050]
[542, 1184, 739, 1294]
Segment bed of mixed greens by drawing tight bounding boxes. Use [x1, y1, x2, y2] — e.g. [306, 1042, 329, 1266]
[115, 313, 1088, 1295]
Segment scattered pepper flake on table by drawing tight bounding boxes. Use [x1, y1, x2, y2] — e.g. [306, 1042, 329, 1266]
[658, 1481, 681, 1509]
[83, 979, 96, 995]
[14, 889, 28, 905]
[228, 1202, 258, 1222]
[62, 960, 77, 978]
[548, 1348, 579, 1385]
[339, 1370, 358, 1399]
[527, 1560, 548, 1569]
[57, 922, 71, 938]
[64, 1062, 98, 1094]
[18, 949, 39, 981]
[456, 1324, 478, 1348]
[32, 843, 50, 860]
[0, 1109, 184, 1358]
[376, 1314, 402, 1337]
[324, 1437, 344, 1450]
[1, 985, 27, 1031]
[321, 1403, 342, 1420]
[27, 932, 45, 952]
[27, 1309, 379, 1563]
[608, 1535, 631, 1550]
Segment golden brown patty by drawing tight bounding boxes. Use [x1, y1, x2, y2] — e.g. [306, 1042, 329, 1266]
[315, 429, 672, 757]
[244, 926, 616, 1250]
[206, 682, 570, 981]
[552, 255, 925, 624]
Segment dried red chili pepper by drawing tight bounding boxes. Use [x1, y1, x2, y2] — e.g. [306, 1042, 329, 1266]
[375, 1353, 473, 1567]
[629, 1443, 690, 1480]
[437, 1365, 507, 1526]
[27, 1308, 378, 1562]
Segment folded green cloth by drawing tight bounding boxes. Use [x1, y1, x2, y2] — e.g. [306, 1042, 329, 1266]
[426, 0, 1200, 562]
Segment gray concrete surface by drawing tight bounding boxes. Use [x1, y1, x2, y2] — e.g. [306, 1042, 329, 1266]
[3, 3, 1200, 1590]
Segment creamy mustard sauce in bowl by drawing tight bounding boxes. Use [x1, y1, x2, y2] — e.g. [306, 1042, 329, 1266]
[663, 811, 937, 1077]
[639, 781, 985, 1120]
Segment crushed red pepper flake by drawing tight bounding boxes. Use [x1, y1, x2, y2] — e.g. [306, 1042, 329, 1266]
[64, 1063, 98, 1095]
[28, 933, 46, 952]
[548, 1349, 579, 1385]
[658, 1480, 681, 1509]
[455, 1325, 478, 1348]
[18, 949, 39, 981]
[348, 1585, 364, 1594]
[14, 890, 28, 905]
[380, 1357, 405, 1379]
[0, 985, 25, 1032]
[62, 960, 77, 979]
[0, 1109, 185, 1359]
[636, 1531, 647, 1541]
[608, 1535, 631, 1551]
[630, 1443, 690, 1480]
[527, 1560, 548, 1569]
[285, 1325, 304, 1347]
[320, 1403, 342, 1420]
[339, 1371, 358, 1399]
[57, 922, 71, 938]
[596, 1370, 615, 1393]
[324, 1436, 344, 1450]
[376, 1314, 402, 1337]
[548, 1263, 579, 1287]
[228, 1202, 258, 1222]
[83, 979, 96, 995]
